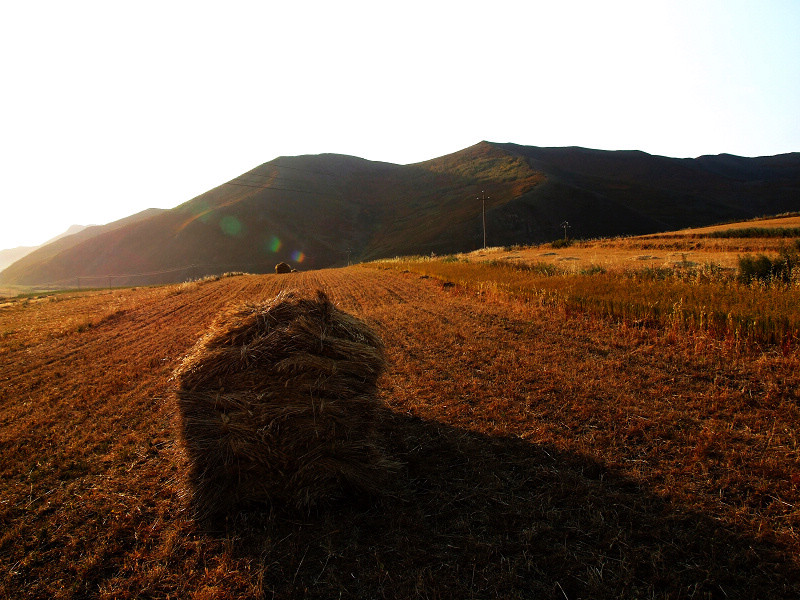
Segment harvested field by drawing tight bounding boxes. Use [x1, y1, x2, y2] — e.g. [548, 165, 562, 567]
[1, 266, 799, 599]
[462, 214, 800, 272]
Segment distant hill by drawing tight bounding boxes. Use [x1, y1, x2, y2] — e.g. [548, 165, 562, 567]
[0, 225, 88, 272]
[1, 142, 799, 287]
[45, 224, 89, 243]
[0, 210, 164, 286]
[0, 246, 37, 273]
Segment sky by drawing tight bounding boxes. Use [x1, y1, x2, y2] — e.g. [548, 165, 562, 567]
[1, 0, 799, 249]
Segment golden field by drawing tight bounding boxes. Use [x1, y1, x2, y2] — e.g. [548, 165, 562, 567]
[1, 217, 799, 598]
[465, 214, 800, 273]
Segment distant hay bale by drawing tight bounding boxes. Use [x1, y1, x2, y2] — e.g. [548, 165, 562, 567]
[173, 290, 398, 515]
[275, 262, 293, 274]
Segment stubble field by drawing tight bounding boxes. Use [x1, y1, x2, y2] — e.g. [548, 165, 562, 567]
[464, 215, 800, 273]
[1, 259, 799, 598]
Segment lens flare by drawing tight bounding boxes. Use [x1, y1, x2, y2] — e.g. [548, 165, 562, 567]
[219, 216, 243, 236]
[269, 235, 282, 252]
[196, 201, 213, 224]
[291, 250, 305, 263]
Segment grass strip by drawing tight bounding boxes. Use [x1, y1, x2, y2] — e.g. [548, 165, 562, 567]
[369, 258, 800, 348]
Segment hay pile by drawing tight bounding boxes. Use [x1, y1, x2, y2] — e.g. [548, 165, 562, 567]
[174, 290, 398, 515]
[275, 262, 293, 274]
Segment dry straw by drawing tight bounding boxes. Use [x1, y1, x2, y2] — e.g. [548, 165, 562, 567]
[173, 289, 399, 515]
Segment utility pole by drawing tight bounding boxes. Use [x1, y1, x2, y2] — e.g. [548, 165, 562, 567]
[479, 190, 489, 249]
[561, 220, 571, 240]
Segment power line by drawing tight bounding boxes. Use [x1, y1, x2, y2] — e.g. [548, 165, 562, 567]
[222, 169, 337, 195]
[268, 161, 337, 178]
[24, 261, 284, 288]
[223, 182, 324, 195]
[229, 173, 314, 185]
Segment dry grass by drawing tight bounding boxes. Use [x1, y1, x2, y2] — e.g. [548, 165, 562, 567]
[653, 214, 800, 234]
[458, 214, 800, 273]
[375, 257, 800, 349]
[389, 218, 800, 349]
[1, 264, 799, 598]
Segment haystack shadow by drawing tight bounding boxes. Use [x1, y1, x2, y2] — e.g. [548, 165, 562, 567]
[207, 409, 799, 600]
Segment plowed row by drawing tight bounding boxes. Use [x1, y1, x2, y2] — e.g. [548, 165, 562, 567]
[1, 267, 798, 599]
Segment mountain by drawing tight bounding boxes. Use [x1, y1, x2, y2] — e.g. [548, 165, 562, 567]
[0, 246, 37, 273]
[490, 144, 800, 239]
[44, 224, 89, 244]
[0, 225, 88, 272]
[1, 142, 799, 287]
[0, 209, 165, 286]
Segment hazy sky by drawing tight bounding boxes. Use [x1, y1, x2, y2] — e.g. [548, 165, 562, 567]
[1, 0, 799, 249]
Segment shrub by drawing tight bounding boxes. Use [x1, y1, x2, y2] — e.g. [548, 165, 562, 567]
[633, 267, 675, 281]
[551, 238, 573, 249]
[580, 265, 607, 276]
[521, 262, 564, 276]
[738, 244, 799, 284]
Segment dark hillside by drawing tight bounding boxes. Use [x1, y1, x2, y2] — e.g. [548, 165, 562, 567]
[492, 143, 800, 239]
[2, 142, 799, 287]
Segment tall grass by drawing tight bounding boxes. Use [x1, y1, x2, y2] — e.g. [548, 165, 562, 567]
[738, 243, 800, 284]
[372, 257, 800, 348]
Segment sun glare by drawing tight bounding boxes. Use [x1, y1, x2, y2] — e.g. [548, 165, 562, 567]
[219, 216, 243, 237]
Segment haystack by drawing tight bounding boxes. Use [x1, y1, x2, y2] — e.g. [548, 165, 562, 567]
[173, 290, 398, 515]
[275, 262, 293, 274]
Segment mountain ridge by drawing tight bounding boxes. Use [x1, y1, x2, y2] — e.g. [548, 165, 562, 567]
[2, 141, 799, 287]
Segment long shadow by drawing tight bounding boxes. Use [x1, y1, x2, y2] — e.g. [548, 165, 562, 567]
[211, 411, 799, 600]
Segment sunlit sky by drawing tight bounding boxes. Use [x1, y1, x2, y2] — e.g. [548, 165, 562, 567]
[1, 0, 799, 249]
